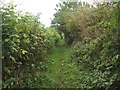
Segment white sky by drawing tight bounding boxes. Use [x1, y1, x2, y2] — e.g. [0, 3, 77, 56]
[3, 0, 96, 27]
[14, 0, 61, 27]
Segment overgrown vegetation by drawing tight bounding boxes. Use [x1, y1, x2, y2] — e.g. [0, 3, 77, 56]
[52, 1, 120, 89]
[1, 3, 61, 88]
[1, 0, 120, 89]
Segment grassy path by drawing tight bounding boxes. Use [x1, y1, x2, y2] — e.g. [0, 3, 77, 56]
[40, 47, 81, 88]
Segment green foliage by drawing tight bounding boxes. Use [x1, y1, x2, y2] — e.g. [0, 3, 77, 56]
[72, 2, 120, 89]
[1, 3, 56, 88]
[52, 1, 82, 45]
[73, 34, 119, 88]
[2, 1, 120, 89]
[52, 1, 101, 45]
[44, 27, 61, 47]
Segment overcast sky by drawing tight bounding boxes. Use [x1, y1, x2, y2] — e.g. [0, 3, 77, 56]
[3, 0, 96, 27]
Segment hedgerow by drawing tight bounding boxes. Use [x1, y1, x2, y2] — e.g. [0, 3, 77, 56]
[1, 3, 60, 88]
[72, 2, 120, 89]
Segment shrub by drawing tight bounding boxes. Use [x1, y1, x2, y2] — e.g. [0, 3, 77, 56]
[1, 3, 52, 88]
[72, 31, 120, 89]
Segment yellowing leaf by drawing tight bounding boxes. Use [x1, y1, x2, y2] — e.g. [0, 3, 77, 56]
[22, 49, 28, 54]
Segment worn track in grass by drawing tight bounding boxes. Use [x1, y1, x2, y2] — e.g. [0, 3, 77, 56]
[40, 47, 81, 88]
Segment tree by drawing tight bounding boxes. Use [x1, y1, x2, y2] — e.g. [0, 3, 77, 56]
[51, 1, 81, 45]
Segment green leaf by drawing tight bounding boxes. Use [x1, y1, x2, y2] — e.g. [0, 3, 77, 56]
[4, 39, 9, 42]
[10, 55, 16, 63]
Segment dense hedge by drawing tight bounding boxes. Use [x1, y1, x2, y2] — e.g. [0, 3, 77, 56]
[72, 2, 120, 89]
[72, 33, 119, 89]
[1, 3, 61, 88]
